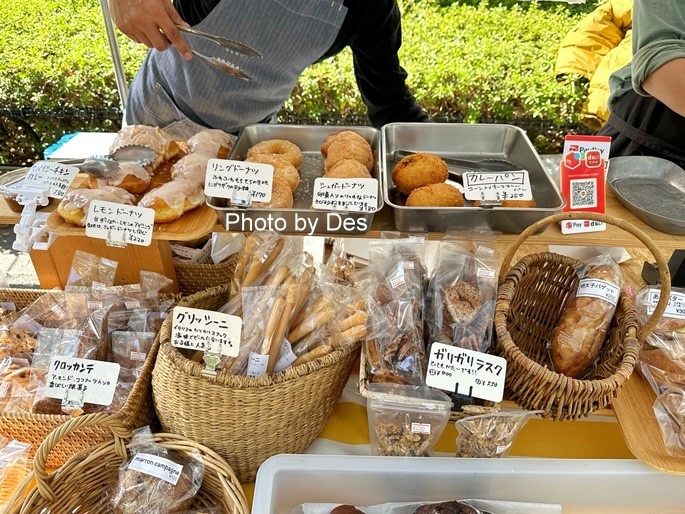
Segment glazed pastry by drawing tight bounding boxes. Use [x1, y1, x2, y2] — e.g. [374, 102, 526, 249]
[109, 124, 184, 169]
[170, 153, 211, 185]
[57, 186, 136, 226]
[87, 162, 152, 194]
[138, 179, 205, 223]
[186, 128, 234, 158]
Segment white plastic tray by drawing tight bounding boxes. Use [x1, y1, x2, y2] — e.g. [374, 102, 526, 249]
[252, 454, 685, 514]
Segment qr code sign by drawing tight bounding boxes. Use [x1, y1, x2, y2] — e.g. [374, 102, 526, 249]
[570, 178, 597, 208]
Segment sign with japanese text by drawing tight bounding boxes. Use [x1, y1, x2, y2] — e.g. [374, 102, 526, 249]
[312, 177, 378, 213]
[425, 342, 506, 402]
[462, 170, 532, 202]
[647, 288, 685, 318]
[171, 306, 241, 357]
[576, 278, 620, 306]
[24, 160, 79, 199]
[46, 356, 120, 406]
[85, 200, 155, 246]
[204, 158, 273, 204]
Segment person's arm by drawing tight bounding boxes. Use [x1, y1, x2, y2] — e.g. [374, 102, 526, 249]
[630, 0, 685, 116]
[109, 0, 192, 59]
[348, 1, 428, 126]
[641, 58, 685, 117]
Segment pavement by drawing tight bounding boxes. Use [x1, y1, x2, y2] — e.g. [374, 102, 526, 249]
[0, 224, 40, 288]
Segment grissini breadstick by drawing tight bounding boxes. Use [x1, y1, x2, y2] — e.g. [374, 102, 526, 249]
[338, 310, 368, 333]
[230, 234, 259, 300]
[290, 294, 325, 329]
[290, 266, 316, 320]
[334, 324, 368, 348]
[291, 344, 334, 367]
[242, 238, 285, 287]
[288, 299, 336, 343]
[267, 278, 300, 375]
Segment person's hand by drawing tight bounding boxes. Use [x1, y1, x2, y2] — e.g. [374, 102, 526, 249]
[109, 0, 192, 60]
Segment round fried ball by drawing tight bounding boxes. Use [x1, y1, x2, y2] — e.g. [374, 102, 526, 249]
[324, 159, 372, 179]
[406, 182, 464, 207]
[320, 130, 370, 157]
[391, 153, 449, 195]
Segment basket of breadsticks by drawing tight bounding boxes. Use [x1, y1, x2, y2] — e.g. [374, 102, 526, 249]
[4, 414, 248, 514]
[151, 232, 365, 483]
[493, 211, 671, 420]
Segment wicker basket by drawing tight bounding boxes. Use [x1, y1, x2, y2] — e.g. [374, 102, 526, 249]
[494, 212, 671, 421]
[174, 254, 237, 296]
[152, 283, 360, 483]
[4, 412, 249, 513]
[0, 288, 164, 467]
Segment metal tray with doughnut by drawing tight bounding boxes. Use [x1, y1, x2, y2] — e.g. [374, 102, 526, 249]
[206, 124, 383, 235]
[381, 122, 565, 234]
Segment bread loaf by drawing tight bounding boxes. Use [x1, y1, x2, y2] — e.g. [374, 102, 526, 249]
[550, 261, 622, 378]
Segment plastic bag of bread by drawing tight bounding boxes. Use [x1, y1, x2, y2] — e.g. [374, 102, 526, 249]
[550, 254, 623, 378]
[425, 236, 499, 352]
[367, 383, 452, 457]
[363, 253, 425, 386]
[108, 426, 204, 513]
[454, 409, 542, 458]
[653, 387, 685, 458]
[0, 438, 31, 509]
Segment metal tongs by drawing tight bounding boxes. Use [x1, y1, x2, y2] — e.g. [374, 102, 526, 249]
[176, 24, 261, 81]
[63, 145, 158, 179]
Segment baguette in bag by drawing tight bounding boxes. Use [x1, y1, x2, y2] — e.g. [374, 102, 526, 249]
[550, 255, 623, 378]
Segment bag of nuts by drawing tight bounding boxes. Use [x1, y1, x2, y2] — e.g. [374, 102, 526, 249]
[366, 383, 452, 457]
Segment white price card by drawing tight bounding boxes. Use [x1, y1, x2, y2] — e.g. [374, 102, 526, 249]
[462, 170, 532, 202]
[312, 177, 378, 213]
[85, 200, 155, 247]
[46, 356, 120, 406]
[577, 278, 620, 306]
[204, 158, 273, 203]
[128, 453, 183, 485]
[171, 306, 241, 357]
[647, 288, 685, 318]
[23, 160, 79, 199]
[425, 343, 506, 403]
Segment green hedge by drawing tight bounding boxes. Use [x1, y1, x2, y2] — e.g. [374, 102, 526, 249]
[0, 0, 600, 165]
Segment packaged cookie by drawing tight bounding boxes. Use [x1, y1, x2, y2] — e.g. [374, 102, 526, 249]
[367, 383, 452, 457]
[109, 426, 204, 514]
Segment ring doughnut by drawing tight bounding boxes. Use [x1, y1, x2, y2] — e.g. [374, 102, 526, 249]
[247, 139, 303, 169]
[320, 130, 370, 157]
[406, 182, 464, 207]
[324, 139, 374, 173]
[391, 152, 449, 195]
[252, 177, 294, 208]
[324, 159, 372, 179]
[246, 154, 300, 192]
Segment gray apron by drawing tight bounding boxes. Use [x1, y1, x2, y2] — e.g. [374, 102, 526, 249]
[126, 0, 347, 139]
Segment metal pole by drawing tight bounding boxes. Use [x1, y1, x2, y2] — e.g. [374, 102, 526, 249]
[99, 0, 128, 117]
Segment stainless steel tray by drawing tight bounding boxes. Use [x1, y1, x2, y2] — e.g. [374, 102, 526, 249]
[381, 123, 564, 233]
[607, 156, 685, 235]
[207, 124, 382, 235]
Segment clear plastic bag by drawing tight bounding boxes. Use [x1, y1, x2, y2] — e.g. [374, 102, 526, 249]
[109, 427, 205, 514]
[367, 383, 452, 457]
[455, 410, 542, 458]
[653, 387, 685, 458]
[0, 438, 31, 509]
[65, 250, 118, 290]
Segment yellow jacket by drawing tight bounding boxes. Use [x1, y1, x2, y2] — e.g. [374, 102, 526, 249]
[555, 0, 633, 130]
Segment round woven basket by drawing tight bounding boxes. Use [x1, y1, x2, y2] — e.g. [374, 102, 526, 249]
[494, 211, 671, 421]
[5, 413, 249, 514]
[152, 283, 360, 483]
[174, 254, 238, 296]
